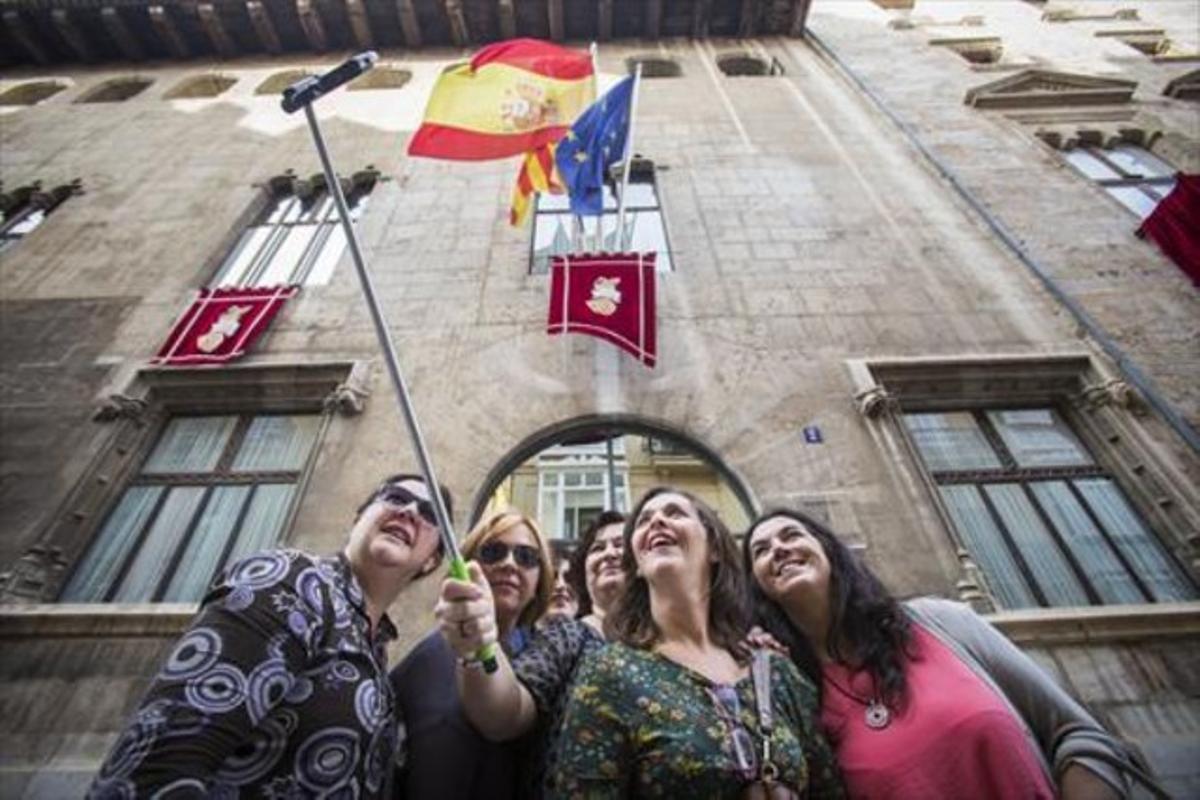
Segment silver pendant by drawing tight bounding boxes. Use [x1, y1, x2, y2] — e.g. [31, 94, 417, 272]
[865, 700, 890, 730]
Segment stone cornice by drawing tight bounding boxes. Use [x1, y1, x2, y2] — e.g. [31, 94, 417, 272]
[987, 602, 1200, 645]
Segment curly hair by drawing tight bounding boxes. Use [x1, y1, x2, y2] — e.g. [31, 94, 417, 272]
[743, 508, 913, 709]
[606, 487, 749, 653]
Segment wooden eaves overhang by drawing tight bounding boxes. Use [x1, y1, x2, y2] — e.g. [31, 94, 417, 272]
[0, 0, 814, 67]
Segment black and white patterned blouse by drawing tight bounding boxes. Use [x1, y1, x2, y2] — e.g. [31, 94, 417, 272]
[512, 617, 606, 799]
[88, 549, 400, 799]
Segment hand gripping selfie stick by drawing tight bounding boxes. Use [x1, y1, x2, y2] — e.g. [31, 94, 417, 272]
[282, 53, 498, 673]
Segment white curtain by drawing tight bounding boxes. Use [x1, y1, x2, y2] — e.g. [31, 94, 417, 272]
[160, 485, 251, 602]
[983, 483, 1090, 606]
[60, 486, 163, 601]
[986, 409, 1092, 468]
[232, 415, 320, 472]
[905, 413, 1001, 472]
[1075, 479, 1196, 602]
[142, 416, 237, 474]
[111, 487, 206, 602]
[1030, 482, 1144, 604]
[938, 485, 1038, 609]
[225, 484, 296, 563]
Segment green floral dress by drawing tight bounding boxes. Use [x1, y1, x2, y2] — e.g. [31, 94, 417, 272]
[549, 643, 844, 799]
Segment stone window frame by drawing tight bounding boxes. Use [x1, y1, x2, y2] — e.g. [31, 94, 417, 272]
[847, 353, 1199, 613]
[0, 361, 371, 606]
[625, 56, 682, 78]
[255, 69, 314, 96]
[164, 73, 238, 100]
[715, 53, 783, 77]
[74, 76, 154, 103]
[929, 35, 1004, 65]
[347, 65, 412, 91]
[0, 80, 70, 106]
[0, 179, 83, 255]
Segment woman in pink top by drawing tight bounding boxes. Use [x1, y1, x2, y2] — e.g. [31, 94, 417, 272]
[742, 507, 1154, 800]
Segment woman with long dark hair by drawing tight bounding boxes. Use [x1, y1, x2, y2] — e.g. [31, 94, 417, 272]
[743, 508, 1148, 800]
[551, 488, 844, 798]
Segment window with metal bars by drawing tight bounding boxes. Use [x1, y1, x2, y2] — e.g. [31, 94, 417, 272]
[0, 181, 79, 255]
[1061, 144, 1176, 219]
[210, 180, 372, 288]
[904, 408, 1196, 610]
[530, 160, 672, 275]
[59, 412, 321, 603]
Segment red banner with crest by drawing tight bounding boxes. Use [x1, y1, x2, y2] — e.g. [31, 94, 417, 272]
[152, 285, 299, 366]
[547, 252, 656, 367]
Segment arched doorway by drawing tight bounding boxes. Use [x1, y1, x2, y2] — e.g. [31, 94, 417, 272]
[470, 415, 757, 540]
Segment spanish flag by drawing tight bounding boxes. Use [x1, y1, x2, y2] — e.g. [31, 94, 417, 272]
[408, 39, 595, 161]
[510, 143, 563, 226]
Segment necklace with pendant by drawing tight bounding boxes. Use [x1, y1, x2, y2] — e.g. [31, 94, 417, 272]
[824, 670, 891, 730]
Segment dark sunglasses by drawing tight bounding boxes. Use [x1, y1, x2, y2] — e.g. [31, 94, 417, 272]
[375, 486, 437, 527]
[709, 685, 759, 782]
[478, 541, 541, 570]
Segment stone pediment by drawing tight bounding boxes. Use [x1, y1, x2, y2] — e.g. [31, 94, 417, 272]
[1163, 69, 1200, 101]
[964, 69, 1137, 109]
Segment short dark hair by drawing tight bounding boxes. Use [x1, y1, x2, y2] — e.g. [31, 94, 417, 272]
[742, 508, 912, 708]
[567, 510, 626, 618]
[355, 473, 453, 579]
[606, 487, 749, 652]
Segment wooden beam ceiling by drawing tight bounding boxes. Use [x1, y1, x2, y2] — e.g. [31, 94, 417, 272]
[50, 9, 94, 62]
[395, 0, 422, 47]
[197, 3, 237, 58]
[148, 5, 190, 58]
[3, 9, 50, 64]
[101, 7, 146, 60]
[295, 0, 329, 50]
[344, 0, 374, 49]
[246, 0, 283, 54]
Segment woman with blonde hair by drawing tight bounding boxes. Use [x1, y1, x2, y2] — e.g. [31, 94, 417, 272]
[391, 508, 554, 799]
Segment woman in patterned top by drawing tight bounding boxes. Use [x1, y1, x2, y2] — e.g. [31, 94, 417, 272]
[437, 510, 628, 798]
[551, 487, 845, 799]
[87, 473, 451, 799]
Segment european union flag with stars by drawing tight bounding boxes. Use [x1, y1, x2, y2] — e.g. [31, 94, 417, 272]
[555, 76, 635, 216]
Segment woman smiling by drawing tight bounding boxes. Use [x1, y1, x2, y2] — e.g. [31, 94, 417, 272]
[551, 488, 844, 799]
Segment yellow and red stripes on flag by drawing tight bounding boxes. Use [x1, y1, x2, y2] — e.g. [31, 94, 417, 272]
[510, 143, 563, 227]
[408, 38, 595, 161]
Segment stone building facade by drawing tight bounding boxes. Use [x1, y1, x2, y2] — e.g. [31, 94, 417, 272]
[1, 0, 1197, 795]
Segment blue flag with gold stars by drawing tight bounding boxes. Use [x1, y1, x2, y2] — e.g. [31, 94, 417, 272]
[555, 76, 635, 216]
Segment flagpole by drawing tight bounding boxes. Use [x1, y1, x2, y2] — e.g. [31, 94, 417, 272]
[282, 53, 497, 673]
[589, 41, 603, 253]
[616, 63, 644, 251]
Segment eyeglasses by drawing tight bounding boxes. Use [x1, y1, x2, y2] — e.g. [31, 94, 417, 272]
[375, 485, 437, 527]
[708, 685, 758, 782]
[478, 541, 541, 570]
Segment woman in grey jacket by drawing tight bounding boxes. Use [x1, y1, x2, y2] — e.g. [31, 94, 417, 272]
[742, 507, 1153, 800]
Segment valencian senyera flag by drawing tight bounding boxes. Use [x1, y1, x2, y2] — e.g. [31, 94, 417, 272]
[408, 39, 595, 161]
[555, 76, 634, 216]
[548, 252, 656, 367]
[510, 143, 564, 226]
[152, 285, 299, 366]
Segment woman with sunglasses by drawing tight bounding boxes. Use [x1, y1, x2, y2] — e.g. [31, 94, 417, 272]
[437, 510, 628, 799]
[392, 509, 554, 799]
[743, 508, 1144, 800]
[550, 488, 844, 799]
[88, 473, 450, 799]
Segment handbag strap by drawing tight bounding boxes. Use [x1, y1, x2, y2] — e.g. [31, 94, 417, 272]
[751, 650, 780, 785]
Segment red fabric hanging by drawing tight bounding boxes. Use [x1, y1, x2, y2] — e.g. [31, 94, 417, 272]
[153, 285, 299, 365]
[547, 252, 657, 367]
[1138, 173, 1200, 286]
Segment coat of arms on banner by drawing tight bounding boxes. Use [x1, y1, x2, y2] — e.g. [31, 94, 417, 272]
[153, 285, 299, 366]
[547, 252, 656, 367]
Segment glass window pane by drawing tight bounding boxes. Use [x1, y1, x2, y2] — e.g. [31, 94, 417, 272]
[987, 409, 1093, 468]
[112, 487, 208, 601]
[984, 484, 1091, 606]
[303, 222, 347, 285]
[583, 471, 603, 486]
[232, 415, 320, 472]
[938, 485, 1039, 609]
[160, 485, 251, 602]
[1106, 186, 1158, 220]
[532, 213, 574, 274]
[1075, 478, 1196, 602]
[213, 226, 273, 287]
[567, 489, 605, 509]
[620, 182, 657, 208]
[1029, 482, 1144, 604]
[1064, 148, 1121, 180]
[626, 209, 672, 272]
[224, 484, 296, 564]
[904, 413, 1002, 471]
[257, 224, 315, 285]
[142, 416, 238, 474]
[265, 195, 294, 225]
[564, 472, 582, 487]
[1107, 145, 1175, 179]
[537, 193, 571, 212]
[540, 489, 561, 538]
[8, 209, 46, 237]
[60, 486, 164, 601]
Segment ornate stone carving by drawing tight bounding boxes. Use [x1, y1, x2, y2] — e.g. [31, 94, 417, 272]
[954, 549, 995, 614]
[965, 69, 1137, 109]
[1078, 379, 1146, 415]
[93, 393, 149, 423]
[323, 362, 371, 416]
[0, 545, 69, 603]
[854, 385, 895, 418]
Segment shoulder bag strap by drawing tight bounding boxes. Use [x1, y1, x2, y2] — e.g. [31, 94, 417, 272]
[751, 650, 780, 785]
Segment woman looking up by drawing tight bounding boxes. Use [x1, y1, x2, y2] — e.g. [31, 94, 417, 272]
[744, 508, 1143, 800]
[551, 488, 844, 799]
